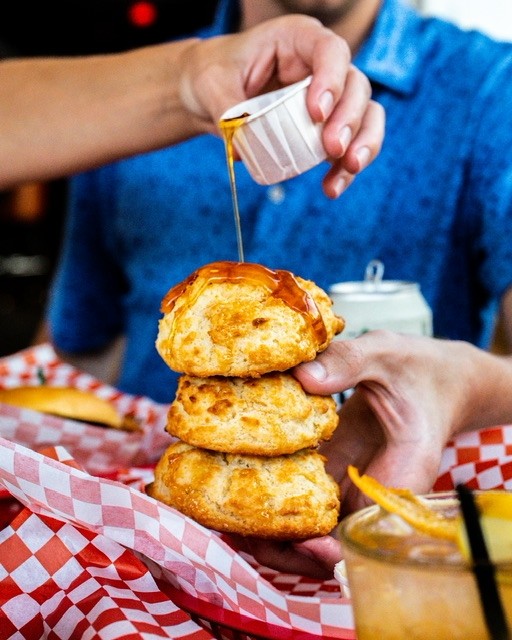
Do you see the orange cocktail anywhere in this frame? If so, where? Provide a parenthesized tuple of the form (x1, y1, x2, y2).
(338, 471, 512, 639)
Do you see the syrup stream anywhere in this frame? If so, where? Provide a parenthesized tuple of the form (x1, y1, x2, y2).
(219, 115, 248, 263)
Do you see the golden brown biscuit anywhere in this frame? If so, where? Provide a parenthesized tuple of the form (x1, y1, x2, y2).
(147, 441, 340, 539)
(166, 372, 338, 455)
(156, 261, 344, 377)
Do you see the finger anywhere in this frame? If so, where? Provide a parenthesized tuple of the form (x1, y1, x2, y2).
(321, 99, 385, 198)
(242, 16, 352, 112)
(292, 536, 344, 573)
(244, 538, 336, 579)
(321, 164, 356, 200)
(293, 330, 402, 395)
(293, 338, 368, 394)
(341, 99, 385, 175)
(304, 30, 352, 121)
(321, 65, 372, 158)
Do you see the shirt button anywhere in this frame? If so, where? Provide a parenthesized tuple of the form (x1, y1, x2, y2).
(267, 185, 285, 204)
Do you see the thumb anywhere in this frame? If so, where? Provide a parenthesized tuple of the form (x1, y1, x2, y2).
(293, 338, 367, 395)
(292, 535, 343, 574)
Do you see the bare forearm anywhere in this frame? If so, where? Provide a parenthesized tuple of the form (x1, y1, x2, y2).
(0, 15, 385, 196)
(0, 40, 205, 188)
(457, 343, 512, 433)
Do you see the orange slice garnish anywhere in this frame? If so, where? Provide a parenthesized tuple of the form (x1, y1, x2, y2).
(348, 466, 512, 569)
(347, 465, 458, 541)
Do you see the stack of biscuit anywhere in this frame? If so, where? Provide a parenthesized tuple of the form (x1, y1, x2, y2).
(148, 261, 345, 540)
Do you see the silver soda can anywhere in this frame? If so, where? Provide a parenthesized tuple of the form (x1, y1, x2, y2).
(328, 261, 433, 340)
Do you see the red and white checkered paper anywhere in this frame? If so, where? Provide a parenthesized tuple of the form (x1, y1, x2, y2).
(435, 425, 512, 491)
(0, 507, 212, 640)
(0, 344, 171, 475)
(0, 445, 213, 639)
(0, 439, 355, 639)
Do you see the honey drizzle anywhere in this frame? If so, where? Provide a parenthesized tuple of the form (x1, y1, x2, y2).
(219, 115, 249, 263)
(161, 261, 327, 346)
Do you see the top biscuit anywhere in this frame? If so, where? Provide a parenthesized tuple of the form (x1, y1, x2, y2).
(156, 261, 345, 377)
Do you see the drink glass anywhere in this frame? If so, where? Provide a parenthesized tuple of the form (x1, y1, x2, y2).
(338, 493, 512, 639)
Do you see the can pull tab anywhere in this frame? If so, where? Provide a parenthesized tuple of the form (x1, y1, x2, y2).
(364, 259, 385, 283)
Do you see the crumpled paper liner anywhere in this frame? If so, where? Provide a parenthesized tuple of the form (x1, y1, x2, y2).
(0, 344, 171, 475)
(0, 508, 212, 640)
(0, 446, 213, 639)
(0, 439, 355, 639)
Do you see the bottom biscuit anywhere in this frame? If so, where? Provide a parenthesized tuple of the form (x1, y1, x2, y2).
(147, 441, 340, 539)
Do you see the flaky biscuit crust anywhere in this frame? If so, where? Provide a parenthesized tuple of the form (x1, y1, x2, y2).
(156, 270, 344, 377)
(166, 372, 339, 455)
(147, 441, 341, 539)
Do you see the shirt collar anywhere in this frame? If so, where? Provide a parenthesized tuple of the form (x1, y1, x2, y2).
(355, 0, 424, 95)
(210, 0, 240, 35)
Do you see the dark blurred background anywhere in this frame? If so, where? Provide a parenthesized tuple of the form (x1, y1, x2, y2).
(0, 1, 219, 357)
(0, 1, 219, 55)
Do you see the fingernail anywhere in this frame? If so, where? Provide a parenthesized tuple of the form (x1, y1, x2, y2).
(319, 90, 334, 120)
(300, 360, 327, 381)
(332, 176, 347, 198)
(292, 543, 317, 560)
(356, 146, 371, 170)
(339, 126, 352, 154)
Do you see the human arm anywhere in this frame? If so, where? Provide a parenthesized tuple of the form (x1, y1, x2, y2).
(178, 14, 384, 199)
(242, 331, 512, 578)
(295, 332, 512, 509)
(33, 320, 125, 386)
(0, 14, 383, 194)
(0, 39, 199, 189)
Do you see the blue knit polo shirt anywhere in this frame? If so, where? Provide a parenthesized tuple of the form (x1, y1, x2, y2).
(48, 0, 512, 403)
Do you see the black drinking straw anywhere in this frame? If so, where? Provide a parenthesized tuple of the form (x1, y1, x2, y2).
(456, 483, 510, 640)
